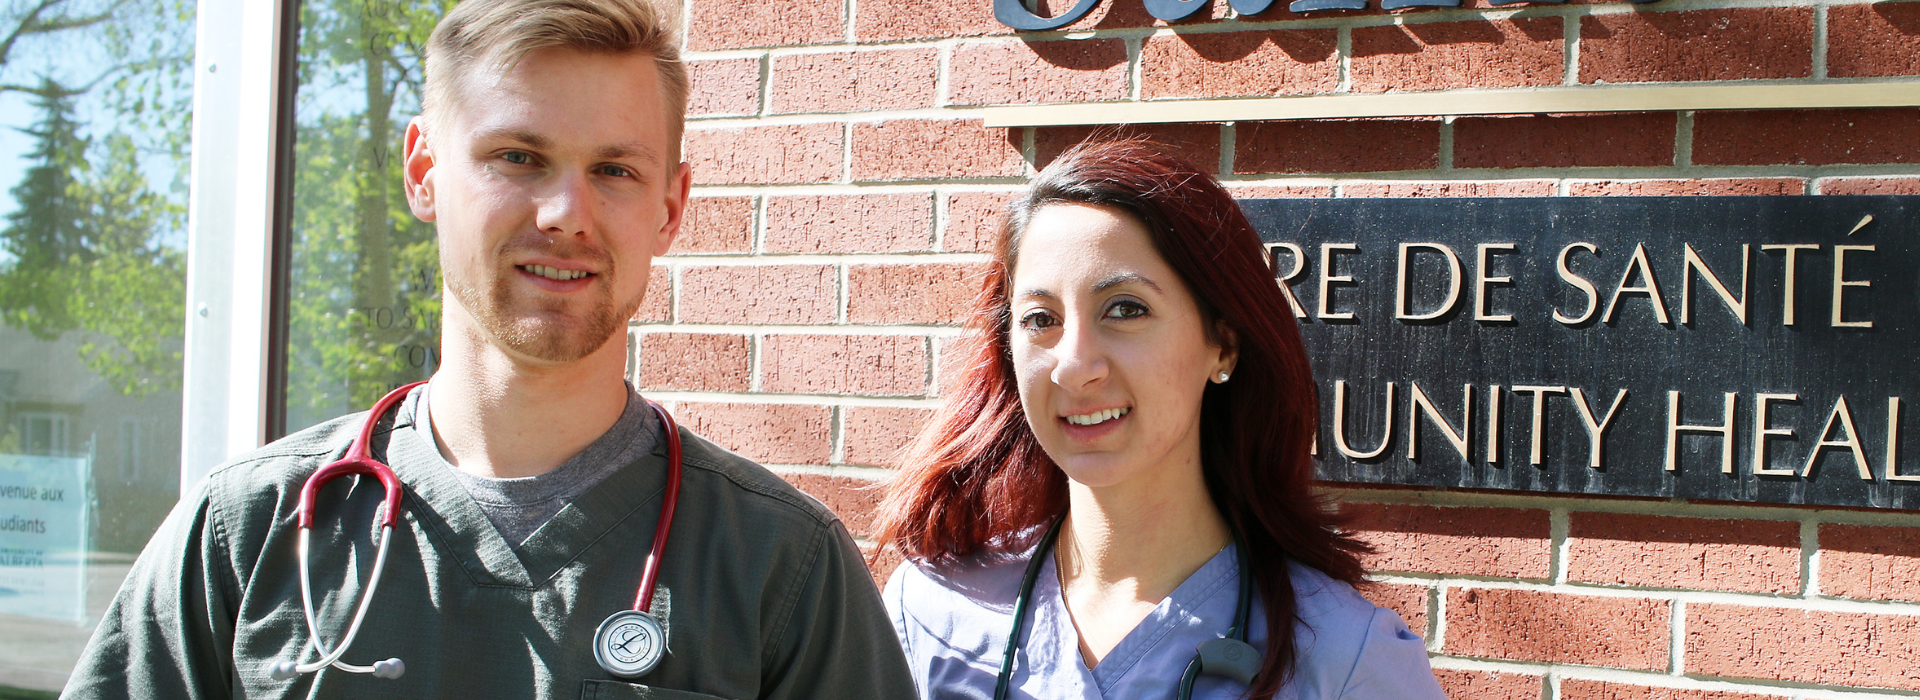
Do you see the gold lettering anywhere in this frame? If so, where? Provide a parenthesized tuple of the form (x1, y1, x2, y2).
(1760, 244, 1817, 326)
(1511, 385, 1567, 466)
(1603, 243, 1671, 324)
(1752, 393, 1799, 476)
(1318, 243, 1359, 321)
(1408, 382, 1472, 462)
(1396, 243, 1464, 321)
(1554, 243, 1600, 325)
(1888, 398, 1916, 481)
(1666, 391, 1737, 473)
(1333, 380, 1395, 459)
(1569, 388, 1628, 469)
(1486, 385, 1503, 465)
(1803, 396, 1871, 479)
(1474, 243, 1517, 323)
(1831, 245, 1875, 329)
(1681, 244, 1749, 325)
(1266, 242, 1309, 318)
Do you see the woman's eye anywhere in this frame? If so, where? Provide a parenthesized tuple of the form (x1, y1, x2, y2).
(1104, 300, 1149, 320)
(1019, 310, 1058, 331)
(501, 151, 531, 165)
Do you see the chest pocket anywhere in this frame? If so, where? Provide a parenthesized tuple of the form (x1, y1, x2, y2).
(580, 679, 735, 700)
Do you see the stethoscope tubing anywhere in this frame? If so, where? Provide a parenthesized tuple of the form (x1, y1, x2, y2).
(292, 524, 397, 676)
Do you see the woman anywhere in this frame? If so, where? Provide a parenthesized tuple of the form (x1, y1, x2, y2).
(876, 140, 1445, 700)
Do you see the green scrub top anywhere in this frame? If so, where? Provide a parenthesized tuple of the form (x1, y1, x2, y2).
(60, 398, 917, 700)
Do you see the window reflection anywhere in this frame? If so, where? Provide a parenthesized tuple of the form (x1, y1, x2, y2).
(0, 0, 195, 693)
(283, 0, 452, 435)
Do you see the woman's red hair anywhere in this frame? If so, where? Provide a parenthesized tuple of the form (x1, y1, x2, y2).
(875, 138, 1368, 698)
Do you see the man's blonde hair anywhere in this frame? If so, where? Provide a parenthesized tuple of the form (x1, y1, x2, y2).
(422, 0, 689, 163)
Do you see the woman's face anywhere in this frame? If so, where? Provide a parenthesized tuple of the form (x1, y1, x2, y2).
(1008, 203, 1236, 490)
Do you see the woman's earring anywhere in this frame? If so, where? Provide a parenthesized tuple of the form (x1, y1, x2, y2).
(1215, 372, 1230, 383)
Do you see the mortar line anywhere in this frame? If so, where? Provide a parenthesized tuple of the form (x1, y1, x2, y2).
(1801, 518, 1821, 597)
(1551, 506, 1571, 584)
(1675, 111, 1694, 168)
(1669, 599, 1686, 676)
(1813, 4, 1829, 80)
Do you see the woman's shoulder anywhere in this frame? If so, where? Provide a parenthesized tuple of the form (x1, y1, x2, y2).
(883, 548, 1033, 660)
(1284, 563, 1445, 700)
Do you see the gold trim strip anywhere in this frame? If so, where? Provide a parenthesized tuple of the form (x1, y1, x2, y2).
(980, 82, 1920, 127)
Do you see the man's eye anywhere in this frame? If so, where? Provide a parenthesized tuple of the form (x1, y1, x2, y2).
(1019, 310, 1058, 331)
(502, 151, 532, 165)
(1104, 300, 1148, 320)
(599, 164, 631, 178)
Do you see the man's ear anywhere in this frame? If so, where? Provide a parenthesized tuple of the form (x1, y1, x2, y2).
(402, 116, 437, 222)
(652, 161, 692, 257)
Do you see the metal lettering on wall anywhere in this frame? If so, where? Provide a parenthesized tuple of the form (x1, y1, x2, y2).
(1242, 196, 1918, 509)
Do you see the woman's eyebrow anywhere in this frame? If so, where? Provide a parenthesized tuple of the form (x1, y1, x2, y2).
(1092, 272, 1162, 294)
(1015, 288, 1058, 301)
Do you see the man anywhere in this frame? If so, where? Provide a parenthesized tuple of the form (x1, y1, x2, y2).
(62, 1, 916, 697)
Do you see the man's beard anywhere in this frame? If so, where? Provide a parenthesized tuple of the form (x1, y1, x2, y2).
(446, 239, 643, 363)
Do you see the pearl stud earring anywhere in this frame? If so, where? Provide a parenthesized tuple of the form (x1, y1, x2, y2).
(1216, 372, 1230, 383)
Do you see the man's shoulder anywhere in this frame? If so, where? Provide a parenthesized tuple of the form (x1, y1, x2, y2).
(195, 411, 381, 510)
(673, 428, 845, 532)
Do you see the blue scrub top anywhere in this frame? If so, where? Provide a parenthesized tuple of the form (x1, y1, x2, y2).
(884, 543, 1447, 700)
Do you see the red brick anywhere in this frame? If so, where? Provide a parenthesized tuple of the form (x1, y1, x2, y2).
(1341, 180, 1555, 198)
(687, 59, 760, 117)
(1693, 109, 1920, 166)
(686, 123, 843, 185)
(783, 472, 885, 536)
(1433, 669, 1541, 700)
(677, 197, 754, 254)
(863, 542, 905, 584)
(1236, 120, 1440, 174)
(771, 49, 938, 114)
(1035, 123, 1223, 174)
(1567, 513, 1800, 594)
(1360, 582, 1428, 635)
(855, 0, 1008, 42)
(637, 333, 749, 391)
(1560, 679, 1777, 700)
(689, 0, 843, 50)
(761, 334, 928, 396)
(1349, 504, 1551, 578)
(679, 403, 830, 465)
(1139, 30, 1338, 100)
(1579, 9, 1813, 84)
(1566, 178, 1806, 196)
(950, 39, 1129, 106)
(1830, 3, 1920, 78)
(1819, 524, 1920, 603)
(1686, 604, 1920, 691)
(851, 120, 1023, 181)
(1228, 184, 1333, 199)
(1820, 177, 1920, 195)
(634, 264, 670, 322)
(845, 406, 933, 468)
(1455, 114, 1675, 169)
(680, 265, 837, 324)
(765, 194, 933, 254)
(848, 263, 986, 326)
(1352, 18, 1563, 93)
(1445, 589, 1670, 670)
(943, 192, 1017, 253)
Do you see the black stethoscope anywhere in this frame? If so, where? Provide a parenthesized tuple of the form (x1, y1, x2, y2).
(993, 517, 1262, 700)
(267, 381, 685, 682)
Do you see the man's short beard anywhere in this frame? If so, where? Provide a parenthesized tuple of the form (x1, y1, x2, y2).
(447, 257, 644, 364)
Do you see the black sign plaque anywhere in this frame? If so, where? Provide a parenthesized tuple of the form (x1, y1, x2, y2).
(1243, 196, 1919, 509)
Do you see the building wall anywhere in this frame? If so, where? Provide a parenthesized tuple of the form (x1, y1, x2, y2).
(644, 0, 1920, 696)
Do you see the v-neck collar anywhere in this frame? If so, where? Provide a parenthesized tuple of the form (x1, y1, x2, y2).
(380, 391, 671, 589)
(1037, 543, 1241, 697)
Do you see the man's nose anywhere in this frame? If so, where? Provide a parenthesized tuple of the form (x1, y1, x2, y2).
(535, 170, 595, 236)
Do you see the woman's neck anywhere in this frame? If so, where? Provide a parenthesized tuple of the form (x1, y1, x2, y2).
(1054, 455, 1230, 667)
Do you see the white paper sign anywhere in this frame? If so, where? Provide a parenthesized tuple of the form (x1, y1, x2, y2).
(0, 454, 90, 622)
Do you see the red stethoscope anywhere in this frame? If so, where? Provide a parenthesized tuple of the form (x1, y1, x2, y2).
(268, 381, 684, 682)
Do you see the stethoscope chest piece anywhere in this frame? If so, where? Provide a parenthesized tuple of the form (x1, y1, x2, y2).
(594, 609, 667, 678)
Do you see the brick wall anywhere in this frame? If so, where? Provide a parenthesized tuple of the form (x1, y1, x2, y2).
(647, 0, 1920, 696)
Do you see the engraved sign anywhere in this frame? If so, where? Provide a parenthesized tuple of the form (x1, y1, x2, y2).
(1242, 196, 1918, 509)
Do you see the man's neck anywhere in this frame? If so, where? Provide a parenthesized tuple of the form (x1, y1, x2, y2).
(425, 317, 632, 480)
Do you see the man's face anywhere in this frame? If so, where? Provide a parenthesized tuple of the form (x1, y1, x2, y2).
(404, 48, 688, 365)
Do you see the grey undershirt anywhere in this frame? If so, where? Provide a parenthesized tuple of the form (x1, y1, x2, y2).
(413, 383, 662, 548)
